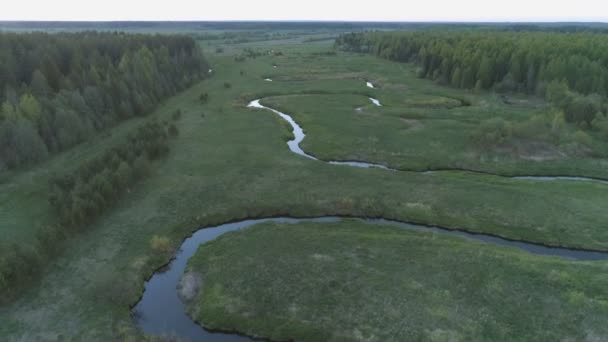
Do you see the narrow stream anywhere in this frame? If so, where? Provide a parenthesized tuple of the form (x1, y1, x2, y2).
(248, 99, 391, 169)
(133, 84, 608, 340)
(247, 98, 608, 184)
(133, 216, 608, 341)
(513, 176, 608, 184)
(369, 97, 382, 106)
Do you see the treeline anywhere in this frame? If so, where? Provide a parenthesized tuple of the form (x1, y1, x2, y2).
(0, 31, 207, 169)
(49, 120, 170, 228)
(336, 31, 608, 127)
(1, 118, 176, 302)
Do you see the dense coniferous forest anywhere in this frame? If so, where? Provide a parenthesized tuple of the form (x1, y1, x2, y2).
(0, 32, 208, 169)
(336, 31, 608, 128)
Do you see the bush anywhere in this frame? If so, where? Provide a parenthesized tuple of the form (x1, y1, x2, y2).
(593, 116, 608, 140)
(472, 117, 512, 146)
(199, 92, 209, 103)
(150, 235, 172, 253)
(172, 109, 182, 121)
(564, 95, 600, 127)
(474, 80, 483, 93)
(168, 123, 179, 137)
(415, 67, 425, 78)
(494, 73, 517, 93)
(224, 82, 232, 89)
(574, 130, 592, 146)
(133, 155, 151, 177)
(513, 114, 549, 139)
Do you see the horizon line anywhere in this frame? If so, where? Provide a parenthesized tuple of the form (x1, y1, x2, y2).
(1, 19, 607, 24)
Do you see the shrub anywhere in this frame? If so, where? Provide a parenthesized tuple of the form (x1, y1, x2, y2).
(593, 116, 608, 140)
(133, 155, 151, 177)
(564, 95, 599, 127)
(472, 117, 512, 146)
(512, 114, 549, 140)
(223, 82, 232, 89)
(415, 67, 425, 78)
(150, 235, 171, 253)
(574, 130, 592, 146)
(172, 109, 182, 121)
(494, 73, 517, 93)
(168, 123, 179, 137)
(474, 80, 483, 93)
(199, 93, 209, 103)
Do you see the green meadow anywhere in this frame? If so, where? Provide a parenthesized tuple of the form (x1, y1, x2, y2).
(1, 29, 607, 341)
(187, 220, 608, 341)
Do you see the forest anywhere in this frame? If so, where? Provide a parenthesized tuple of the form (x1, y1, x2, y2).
(0, 32, 208, 169)
(336, 31, 608, 130)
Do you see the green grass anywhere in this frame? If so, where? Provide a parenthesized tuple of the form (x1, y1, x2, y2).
(187, 220, 608, 341)
(0, 35, 607, 340)
(258, 54, 608, 178)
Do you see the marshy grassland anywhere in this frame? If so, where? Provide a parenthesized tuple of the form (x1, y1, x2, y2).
(186, 220, 608, 341)
(1, 28, 607, 341)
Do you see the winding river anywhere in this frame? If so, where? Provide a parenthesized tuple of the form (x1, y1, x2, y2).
(133, 82, 608, 341)
(248, 90, 608, 184)
(133, 216, 608, 341)
(248, 99, 391, 169)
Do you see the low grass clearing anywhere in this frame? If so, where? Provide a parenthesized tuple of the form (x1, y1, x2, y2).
(188, 220, 608, 341)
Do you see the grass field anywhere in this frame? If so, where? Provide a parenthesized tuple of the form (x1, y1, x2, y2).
(259, 55, 608, 178)
(1, 32, 607, 340)
(187, 220, 608, 341)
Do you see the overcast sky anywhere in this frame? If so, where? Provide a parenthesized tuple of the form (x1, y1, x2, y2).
(1, 0, 606, 22)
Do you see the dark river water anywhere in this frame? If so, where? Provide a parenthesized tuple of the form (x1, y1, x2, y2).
(133, 216, 608, 341)
(133, 89, 607, 341)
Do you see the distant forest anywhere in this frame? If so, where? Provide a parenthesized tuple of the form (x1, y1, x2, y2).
(336, 31, 608, 127)
(2, 21, 608, 32)
(0, 32, 208, 169)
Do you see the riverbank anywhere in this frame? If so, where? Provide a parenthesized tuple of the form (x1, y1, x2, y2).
(186, 220, 608, 341)
(134, 215, 608, 340)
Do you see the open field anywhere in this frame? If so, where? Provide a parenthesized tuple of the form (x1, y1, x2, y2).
(186, 220, 608, 341)
(1, 28, 607, 341)
(260, 55, 608, 178)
